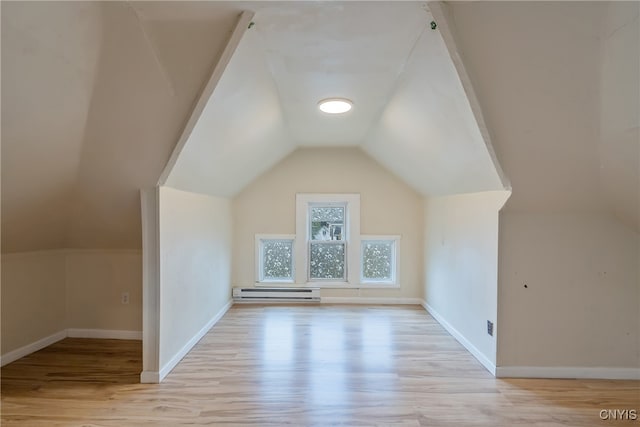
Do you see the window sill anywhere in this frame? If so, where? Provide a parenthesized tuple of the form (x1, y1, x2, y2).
(254, 282, 400, 289)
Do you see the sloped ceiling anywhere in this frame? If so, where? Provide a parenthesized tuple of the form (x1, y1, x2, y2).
(448, 1, 639, 232)
(164, 1, 506, 198)
(3, 1, 636, 253)
(1, 1, 102, 252)
(2, 1, 245, 252)
(361, 7, 504, 196)
(164, 13, 296, 197)
(256, 3, 428, 146)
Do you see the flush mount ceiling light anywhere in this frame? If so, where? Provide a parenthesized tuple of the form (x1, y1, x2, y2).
(318, 98, 353, 114)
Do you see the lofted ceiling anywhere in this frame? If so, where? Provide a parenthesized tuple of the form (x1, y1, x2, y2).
(2, 1, 247, 252)
(2, 1, 637, 253)
(1, 1, 103, 251)
(256, 3, 428, 146)
(165, 1, 507, 197)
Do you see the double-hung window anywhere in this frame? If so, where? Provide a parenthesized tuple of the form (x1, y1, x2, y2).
(308, 204, 347, 281)
(295, 194, 360, 285)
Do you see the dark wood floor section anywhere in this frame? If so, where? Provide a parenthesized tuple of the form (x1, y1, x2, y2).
(2, 305, 638, 426)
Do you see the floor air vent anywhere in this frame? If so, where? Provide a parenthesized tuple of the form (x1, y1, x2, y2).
(232, 287, 320, 302)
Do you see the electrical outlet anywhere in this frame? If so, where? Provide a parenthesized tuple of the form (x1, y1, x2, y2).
(121, 292, 130, 305)
(487, 320, 494, 336)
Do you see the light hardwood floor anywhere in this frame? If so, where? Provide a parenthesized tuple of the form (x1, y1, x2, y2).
(2, 305, 639, 426)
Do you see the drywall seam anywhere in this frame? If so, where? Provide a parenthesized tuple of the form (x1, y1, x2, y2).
(125, 2, 175, 96)
(157, 10, 255, 186)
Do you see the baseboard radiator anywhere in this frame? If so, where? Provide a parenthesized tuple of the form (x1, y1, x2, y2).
(232, 287, 320, 303)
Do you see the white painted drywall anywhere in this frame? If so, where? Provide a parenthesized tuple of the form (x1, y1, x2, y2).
(449, 1, 610, 214)
(65, 251, 142, 331)
(66, 2, 236, 250)
(1, 249, 144, 357)
(363, 8, 504, 196)
(232, 147, 424, 299)
(1, 1, 102, 252)
(449, 2, 640, 375)
(158, 187, 232, 369)
(599, 2, 640, 231)
(423, 191, 510, 369)
(2, 1, 505, 253)
(165, 17, 295, 198)
(498, 213, 639, 370)
(1, 2, 241, 252)
(255, 2, 428, 146)
(1, 251, 67, 354)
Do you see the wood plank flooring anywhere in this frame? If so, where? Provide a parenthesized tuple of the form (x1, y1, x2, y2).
(2, 304, 639, 426)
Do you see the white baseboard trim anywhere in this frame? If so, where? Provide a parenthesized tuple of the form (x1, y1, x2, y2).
(140, 370, 160, 383)
(421, 300, 497, 376)
(496, 366, 640, 380)
(1, 328, 143, 367)
(321, 297, 423, 305)
(158, 299, 233, 382)
(1, 330, 67, 367)
(67, 329, 142, 340)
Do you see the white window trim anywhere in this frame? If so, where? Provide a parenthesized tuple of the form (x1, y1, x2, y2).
(360, 235, 401, 287)
(255, 234, 296, 284)
(295, 194, 360, 287)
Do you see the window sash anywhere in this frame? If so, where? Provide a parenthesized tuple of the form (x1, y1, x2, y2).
(308, 241, 347, 281)
(308, 204, 346, 242)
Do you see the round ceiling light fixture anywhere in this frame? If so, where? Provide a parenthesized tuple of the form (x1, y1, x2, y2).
(318, 98, 353, 114)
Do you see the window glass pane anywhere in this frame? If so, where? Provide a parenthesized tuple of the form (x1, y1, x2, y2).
(310, 207, 344, 241)
(362, 241, 394, 281)
(309, 242, 345, 280)
(311, 207, 344, 223)
(262, 240, 293, 280)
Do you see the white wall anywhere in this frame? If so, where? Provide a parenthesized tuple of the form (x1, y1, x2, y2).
(498, 213, 639, 373)
(450, 2, 608, 215)
(1, 249, 142, 360)
(423, 191, 510, 372)
(232, 147, 424, 300)
(1, 251, 67, 354)
(2, 2, 243, 253)
(66, 250, 142, 331)
(158, 187, 232, 371)
(449, 2, 640, 378)
(1, 1, 103, 253)
(599, 1, 639, 231)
